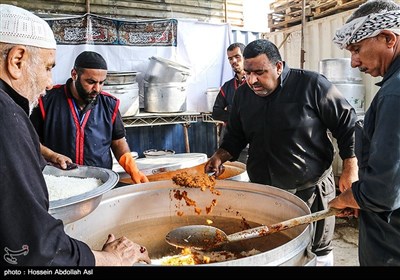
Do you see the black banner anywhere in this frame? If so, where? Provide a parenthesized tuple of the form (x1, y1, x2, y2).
(47, 14, 177, 46)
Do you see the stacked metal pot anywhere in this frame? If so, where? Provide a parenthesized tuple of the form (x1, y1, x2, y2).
(143, 56, 191, 113)
(103, 71, 140, 117)
(319, 58, 366, 181)
(319, 58, 365, 115)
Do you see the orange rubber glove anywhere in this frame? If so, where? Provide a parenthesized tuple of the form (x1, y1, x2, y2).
(119, 153, 149, 184)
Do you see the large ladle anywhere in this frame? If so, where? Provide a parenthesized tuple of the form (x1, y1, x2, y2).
(165, 207, 340, 250)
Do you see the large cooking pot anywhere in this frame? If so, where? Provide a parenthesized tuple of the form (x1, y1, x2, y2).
(102, 83, 139, 117)
(105, 71, 140, 85)
(143, 81, 187, 113)
(319, 58, 362, 83)
(65, 180, 316, 266)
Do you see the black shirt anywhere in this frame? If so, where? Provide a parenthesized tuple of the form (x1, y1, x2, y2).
(220, 62, 356, 189)
(0, 79, 94, 266)
(352, 56, 400, 265)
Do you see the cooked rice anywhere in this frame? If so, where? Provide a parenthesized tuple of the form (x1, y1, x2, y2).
(151, 248, 261, 265)
(44, 174, 102, 201)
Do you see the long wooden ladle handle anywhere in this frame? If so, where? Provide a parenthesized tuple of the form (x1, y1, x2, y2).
(227, 207, 341, 243)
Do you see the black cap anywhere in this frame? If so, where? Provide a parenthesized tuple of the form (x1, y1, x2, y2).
(74, 51, 107, 70)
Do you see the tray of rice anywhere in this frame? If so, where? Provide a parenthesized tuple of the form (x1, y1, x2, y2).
(44, 165, 119, 224)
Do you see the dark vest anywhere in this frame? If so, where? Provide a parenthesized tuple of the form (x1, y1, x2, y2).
(38, 83, 120, 169)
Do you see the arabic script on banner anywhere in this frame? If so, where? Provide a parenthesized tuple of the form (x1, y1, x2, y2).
(47, 14, 177, 46)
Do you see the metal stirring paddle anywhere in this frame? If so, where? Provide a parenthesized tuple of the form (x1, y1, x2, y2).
(165, 207, 340, 250)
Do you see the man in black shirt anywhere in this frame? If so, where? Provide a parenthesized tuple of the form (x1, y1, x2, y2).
(212, 42, 246, 139)
(205, 39, 358, 266)
(329, 0, 400, 266)
(212, 42, 248, 163)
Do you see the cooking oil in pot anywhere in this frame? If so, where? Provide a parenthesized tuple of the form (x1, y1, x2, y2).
(84, 215, 291, 265)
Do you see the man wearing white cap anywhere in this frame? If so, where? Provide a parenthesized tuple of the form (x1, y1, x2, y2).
(0, 4, 151, 266)
(329, 0, 400, 266)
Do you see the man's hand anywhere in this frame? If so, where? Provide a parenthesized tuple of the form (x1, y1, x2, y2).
(41, 144, 74, 169)
(204, 148, 232, 177)
(93, 234, 151, 266)
(338, 157, 358, 193)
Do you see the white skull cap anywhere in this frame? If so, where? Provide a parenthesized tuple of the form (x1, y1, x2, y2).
(0, 4, 56, 49)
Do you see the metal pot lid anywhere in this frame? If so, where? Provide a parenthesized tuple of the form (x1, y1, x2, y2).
(149, 56, 191, 71)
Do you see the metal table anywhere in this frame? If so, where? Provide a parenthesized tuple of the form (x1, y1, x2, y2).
(122, 110, 202, 153)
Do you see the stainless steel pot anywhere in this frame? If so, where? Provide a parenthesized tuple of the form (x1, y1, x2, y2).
(319, 58, 362, 83)
(65, 180, 316, 266)
(144, 81, 187, 113)
(334, 83, 365, 114)
(205, 87, 219, 112)
(144, 56, 190, 84)
(105, 71, 140, 85)
(102, 83, 139, 117)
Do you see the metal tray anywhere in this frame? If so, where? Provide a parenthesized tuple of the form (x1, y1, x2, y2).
(45, 165, 119, 224)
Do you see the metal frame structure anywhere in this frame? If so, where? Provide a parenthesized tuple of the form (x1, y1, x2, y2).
(122, 111, 201, 127)
(122, 111, 222, 153)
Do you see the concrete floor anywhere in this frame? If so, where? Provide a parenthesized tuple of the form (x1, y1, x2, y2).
(332, 217, 359, 266)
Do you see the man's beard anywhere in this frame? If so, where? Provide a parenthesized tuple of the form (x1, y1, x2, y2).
(26, 68, 43, 116)
(29, 99, 38, 116)
(232, 64, 242, 74)
(75, 77, 99, 105)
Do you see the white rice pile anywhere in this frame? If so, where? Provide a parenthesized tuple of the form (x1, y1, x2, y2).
(44, 174, 103, 201)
